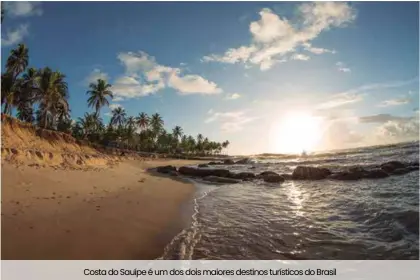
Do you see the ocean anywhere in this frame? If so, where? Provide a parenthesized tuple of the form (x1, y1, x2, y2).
(160, 141, 419, 260)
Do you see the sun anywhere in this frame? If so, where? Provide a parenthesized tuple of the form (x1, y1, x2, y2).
(269, 111, 323, 154)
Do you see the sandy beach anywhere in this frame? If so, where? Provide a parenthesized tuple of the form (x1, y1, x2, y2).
(1, 159, 204, 260)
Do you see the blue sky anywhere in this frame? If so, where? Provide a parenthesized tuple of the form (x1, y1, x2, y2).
(1, 1, 419, 155)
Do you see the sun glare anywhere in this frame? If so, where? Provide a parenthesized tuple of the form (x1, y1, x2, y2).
(269, 111, 323, 154)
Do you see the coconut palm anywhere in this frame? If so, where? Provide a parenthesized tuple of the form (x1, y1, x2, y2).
(77, 113, 103, 138)
(6, 44, 29, 80)
(1, 73, 21, 114)
(136, 112, 149, 131)
(150, 113, 164, 135)
(35, 67, 69, 129)
(110, 106, 126, 127)
(126, 116, 136, 128)
(172, 125, 183, 140)
(86, 79, 113, 116)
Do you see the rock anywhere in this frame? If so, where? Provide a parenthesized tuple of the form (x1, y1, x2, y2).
(168, 171, 179, 177)
(156, 165, 177, 174)
(380, 161, 406, 173)
(235, 158, 251, 164)
(198, 164, 209, 168)
(292, 166, 331, 180)
(280, 174, 293, 180)
(328, 172, 361, 181)
(178, 166, 231, 178)
(248, 166, 256, 169)
(391, 167, 418, 175)
(203, 176, 241, 184)
(223, 159, 235, 165)
(363, 169, 389, 179)
(208, 161, 218, 165)
(230, 172, 256, 180)
(259, 171, 279, 176)
(263, 174, 285, 183)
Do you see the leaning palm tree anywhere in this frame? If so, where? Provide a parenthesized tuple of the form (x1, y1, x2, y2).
(6, 44, 29, 80)
(110, 106, 126, 127)
(1, 73, 21, 115)
(35, 67, 69, 129)
(136, 112, 149, 131)
(86, 79, 113, 116)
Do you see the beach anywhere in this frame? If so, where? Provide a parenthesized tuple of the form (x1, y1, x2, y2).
(1, 159, 204, 260)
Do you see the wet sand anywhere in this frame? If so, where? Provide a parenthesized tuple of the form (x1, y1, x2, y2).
(1, 159, 204, 259)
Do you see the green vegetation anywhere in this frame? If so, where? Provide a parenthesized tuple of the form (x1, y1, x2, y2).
(1, 44, 230, 156)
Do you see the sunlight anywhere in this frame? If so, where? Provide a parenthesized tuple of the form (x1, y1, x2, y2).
(269, 111, 323, 154)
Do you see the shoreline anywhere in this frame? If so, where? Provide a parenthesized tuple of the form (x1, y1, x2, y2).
(1, 158, 205, 260)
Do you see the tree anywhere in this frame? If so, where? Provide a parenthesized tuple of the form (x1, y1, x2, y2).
(126, 116, 136, 128)
(136, 112, 149, 131)
(172, 125, 183, 140)
(110, 106, 126, 127)
(6, 44, 29, 80)
(35, 67, 69, 129)
(1, 73, 21, 114)
(150, 113, 164, 140)
(86, 79, 113, 116)
(77, 113, 102, 138)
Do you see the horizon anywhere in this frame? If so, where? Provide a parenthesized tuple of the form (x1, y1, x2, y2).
(1, 1, 419, 155)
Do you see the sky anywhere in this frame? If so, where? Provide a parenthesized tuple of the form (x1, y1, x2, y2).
(1, 1, 419, 155)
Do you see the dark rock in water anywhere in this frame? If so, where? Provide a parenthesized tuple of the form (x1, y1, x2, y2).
(248, 166, 256, 169)
(230, 172, 256, 180)
(198, 164, 209, 168)
(203, 176, 241, 184)
(156, 165, 177, 174)
(208, 161, 218, 165)
(178, 166, 231, 178)
(363, 169, 389, 179)
(263, 174, 285, 183)
(280, 174, 293, 180)
(259, 171, 279, 176)
(168, 171, 179, 177)
(223, 159, 235, 165)
(235, 158, 251, 164)
(328, 172, 361, 181)
(292, 166, 331, 180)
(348, 166, 367, 173)
(391, 166, 418, 175)
(380, 161, 406, 173)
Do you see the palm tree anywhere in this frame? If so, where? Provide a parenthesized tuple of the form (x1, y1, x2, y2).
(35, 67, 69, 129)
(1, 74, 21, 114)
(172, 125, 183, 140)
(6, 44, 29, 80)
(222, 140, 230, 155)
(136, 112, 149, 131)
(77, 113, 102, 138)
(110, 106, 126, 127)
(150, 113, 164, 136)
(86, 79, 113, 116)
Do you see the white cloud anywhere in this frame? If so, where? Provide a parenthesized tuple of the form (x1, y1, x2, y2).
(378, 97, 411, 107)
(291, 53, 310, 61)
(373, 115, 419, 143)
(205, 110, 258, 132)
(336, 61, 351, 72)
(109, 103, 124, 110)
(302, 42, 336, 54)
(203, 2, 355, 70)
(114, 51, 222, 99)
(1, 24, 29, 47)
(317, 92, 363, 109)
(85, 69, 109, 85)
(225, 93, 241, 100)
(4, 2, 43, 17)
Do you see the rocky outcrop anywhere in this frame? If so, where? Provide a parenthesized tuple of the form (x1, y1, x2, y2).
(380, 161, 407, 173)
(156, 165, 177, 174)
(230, 172, 256, 180)
(223, 159, 235, 165)
(263, 174, 285, 183)
(292, 166, 331, 180)
(198, 163, 209, 168)
(203, 176, 241, 184)
(178, 166, 231, 178)
(235, 158, 251, 164)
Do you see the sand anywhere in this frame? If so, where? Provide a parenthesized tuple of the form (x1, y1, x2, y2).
(1, 159, 205, 260)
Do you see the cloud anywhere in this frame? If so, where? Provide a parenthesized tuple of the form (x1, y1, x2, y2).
(378, 97, 411, 107)
(316, 78, 417, 110)
(302, 42, 336, 54)
(85, 69, 109, 85)
(4, 2, 43, 17)
(225, 93, 241, 100)
(336, 61, 351, 72)
(114, 51, 222, 99)
(373, 113, 419, 143)
(203, 2, 355, 70)
(359, 114, 410, 124)
(1, 24, 29, 47)
(291, 53, 310, 61)
(109, 103, 123, 110)
(205, 110, 259, 132)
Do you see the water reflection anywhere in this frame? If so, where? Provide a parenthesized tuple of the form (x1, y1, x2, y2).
(286, 182, 305, 217)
